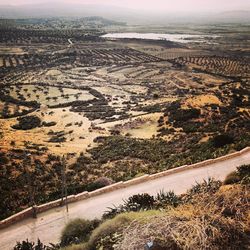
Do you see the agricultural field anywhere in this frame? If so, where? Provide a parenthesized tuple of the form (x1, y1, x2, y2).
(0, 20, 249, 220)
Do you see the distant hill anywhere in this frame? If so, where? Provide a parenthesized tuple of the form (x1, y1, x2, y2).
(10, 16, 126, 28)
(0, 3, 249, 24)
(0, 3, 136, 21)
(213, 10, 250, 22)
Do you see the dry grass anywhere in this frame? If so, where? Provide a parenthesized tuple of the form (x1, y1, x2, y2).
(87, 211, 161, 249)
(115, 185, 250, 250)
(62, 185, 249, 250)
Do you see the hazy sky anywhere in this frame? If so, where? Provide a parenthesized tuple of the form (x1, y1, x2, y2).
(1, 0, 250, 12)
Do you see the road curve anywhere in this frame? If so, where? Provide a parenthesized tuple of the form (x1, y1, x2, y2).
(1, 151, 250, 249)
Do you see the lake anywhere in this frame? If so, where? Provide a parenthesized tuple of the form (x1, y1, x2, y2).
(101, 33, 217, 43)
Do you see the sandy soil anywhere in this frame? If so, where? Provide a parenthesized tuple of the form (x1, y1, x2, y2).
(184, 94, 222, 107)
(0, 47, 25, 55)
(0, 107, 109, 155)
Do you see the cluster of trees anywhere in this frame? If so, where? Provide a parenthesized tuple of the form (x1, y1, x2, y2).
(0, 150, 63, 220)
(172, 55, 249, 77)
(88, 132, 249, 176)
(0, 28, 102, 44)
(12, 115, 41, 130)
(77, 48, 161, 67)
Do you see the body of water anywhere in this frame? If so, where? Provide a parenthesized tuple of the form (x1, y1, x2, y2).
(101, 33, 217, 43)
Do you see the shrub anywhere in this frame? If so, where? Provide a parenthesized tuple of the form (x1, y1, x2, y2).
(224, 171, 241, 185)
(14, 239, 49, 250)
(86, 177, 114, 192)
(95, 177, 112, 187)
(212, 134, 234, 148)
(103, 194, 156, 219)
(103, 191, 181, 220)
(153, 93, 159, 99)
(48, 135, 66, 143)
(224, 165, 250, 184)
(155, 190, 181, 208)
(116, 185, 250, 250)
(184, 178, 222, 202)
(237, 164, 250, 184)
(42, 121, 57, 127)
(60, 218, 100, 247)
(124, 193, 155, 211)
(224, 165, 250, 185)
(0, 152, 9, 164)
(88, 213, 131, 250)
(88, 211, 160, 250)
(168, 107, 200, 123)
(12, 115, 41, 130)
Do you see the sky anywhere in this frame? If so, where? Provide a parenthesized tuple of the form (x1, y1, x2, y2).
(1, 0, 250, 12)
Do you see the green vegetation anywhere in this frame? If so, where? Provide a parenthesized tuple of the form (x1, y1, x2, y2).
(1, 130, 249, 221)
(60, 219, 100, 247)
(86, 177, 114, 192)
(223, 171, 241, 185)
(103, 191, 181, 220)
(12, 115, 41, 130)
(212, 134, 235, 148)
(12, 171, 250, 250)
(0, 20, 249, 236)
(224, 164, 250, 185)
(59, 176, 249, 250)
(116, 185, 249, 250)
(14, 239, 50, 250)
(168, 106, 200, 123)
(0, 150, 63, 220)
(89, 134, 249, 175)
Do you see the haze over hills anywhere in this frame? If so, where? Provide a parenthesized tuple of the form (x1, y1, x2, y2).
(0, 3, 136, 20)
(0, 0, 250, 249)
(0, 2, 250, 24)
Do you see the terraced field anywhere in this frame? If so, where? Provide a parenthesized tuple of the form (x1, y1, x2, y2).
(0, 25, 249, 221)
(172, 56, 250, 78)
(0, 48, 162, 76)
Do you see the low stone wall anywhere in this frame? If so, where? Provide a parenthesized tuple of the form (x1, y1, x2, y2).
(123, 175, 150, 187)
(0, 147, 249, 229)
(86, 182, 124, 197)
(36, 199, 62, 213)
(74, 191, 89, 202)
(0, 208, 33, 229)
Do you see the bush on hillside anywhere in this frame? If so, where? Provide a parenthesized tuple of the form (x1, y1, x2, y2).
(116, 185, 250, 250)
(14, 239, 49, 250)
(224, 171, 241, 185)
(60, 218, 100, 247)
(103, 193, 155, 219)
(183, 178, 222, 202)
(168, 107, 200, 123)
(224, 164, 250, 185)
(87, 213, 132, 250)
(124, 193, 155, 211)
(0, 152, 9, 164)
(103, 191, 181, 220)
(212, 134, 234, 148)
(88, 211, 161, 250)
(188, 178, 222, 195)
(86, 177, 114, 192)
(155, 190, 182, 208)
(237, 164, 250, 184)
(12, 115, 41, 130)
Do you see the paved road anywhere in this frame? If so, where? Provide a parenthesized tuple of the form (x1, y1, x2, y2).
(1, 151, 250, 249)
